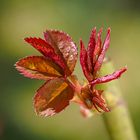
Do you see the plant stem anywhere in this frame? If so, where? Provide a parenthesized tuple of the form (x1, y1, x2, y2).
(100, 61, 137, 140)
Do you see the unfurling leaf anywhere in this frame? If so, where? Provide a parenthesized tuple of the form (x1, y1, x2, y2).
(34, 78, 74, 117)
(80, 40, 93, 81)
(90, 67, 127, 85)
(94, 28, 111, 74)
(87, 27, 96, 73)
(80, 28, 111, 81)
(44, 30, 78, 75)
(92, 28, 102, 65)
(15, 56, 64, 80)
(79, 27, 126, 113)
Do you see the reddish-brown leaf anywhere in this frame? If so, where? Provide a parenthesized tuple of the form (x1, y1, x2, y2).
(92, 28, 102, 65)
(24, 37, 66, 71)
(80, 40, 93, 81)
(81, 85, 93, 109)
(92, 97, 110, 112)
(44, 30, 78, 75)
(90, 67, 127, 85)
(87, 27, 96, 73)
(94, 28, 111, 74)
(15, 56, 65, 80)
(34, 78, 74, 117)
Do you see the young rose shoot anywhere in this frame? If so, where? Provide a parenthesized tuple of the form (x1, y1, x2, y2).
(15, 27, 127, 117)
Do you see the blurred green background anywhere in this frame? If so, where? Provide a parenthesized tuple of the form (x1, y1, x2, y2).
(0, 0, 140, 140)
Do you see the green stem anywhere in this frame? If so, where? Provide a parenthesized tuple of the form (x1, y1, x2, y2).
(100, 61, 137, 140)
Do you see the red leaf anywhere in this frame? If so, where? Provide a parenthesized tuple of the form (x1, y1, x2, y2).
(92, 97, 110, 112)
(94, 28, 111, 74)
(44, 30, 78, 75)
(80, 40, 93, 81)
(90, 67, 127, 85)
(93, 28, 102, 65)
(87, 27, 96, 73)
(24, 37, 66, 72)
(15, 56, 65, 80)
(81, 85, 93, 109)
(34, 78, 74, 117)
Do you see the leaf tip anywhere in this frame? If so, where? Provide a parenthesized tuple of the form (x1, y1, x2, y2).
(92, 27, 97, 33)
(107, 27, 111, 34)
(80, 39, 85, 50)
(120, 66, 127, 75)
(99, 27, 103, 34)
(24, 37, 30, 43)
